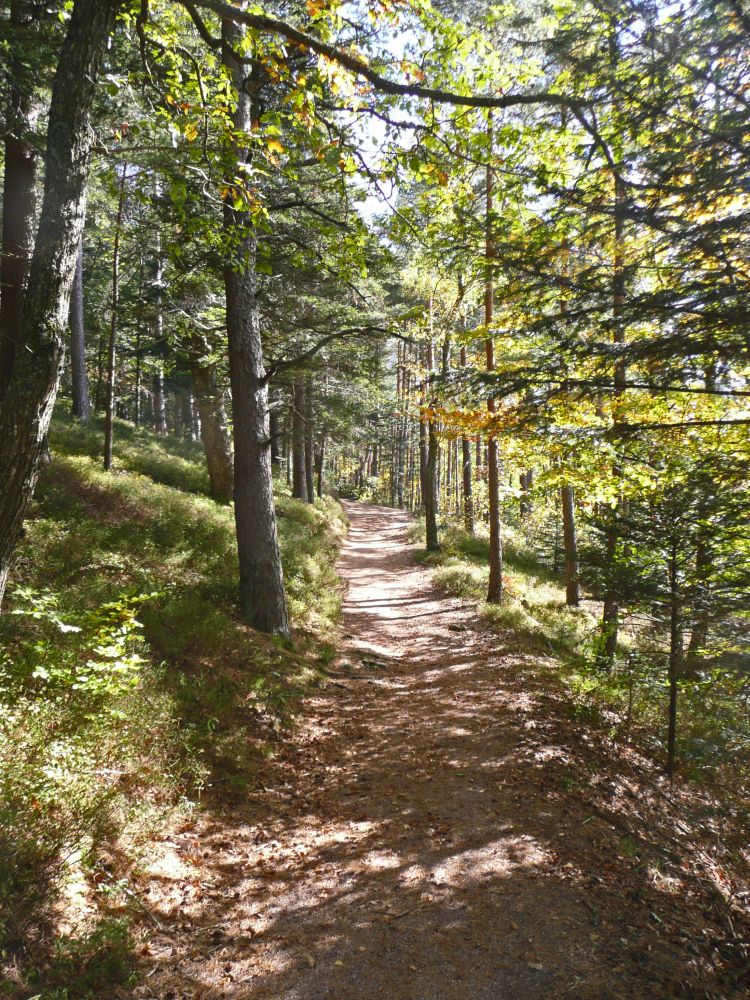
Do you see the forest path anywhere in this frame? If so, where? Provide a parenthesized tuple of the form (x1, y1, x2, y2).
(131, 503, 732, 1000)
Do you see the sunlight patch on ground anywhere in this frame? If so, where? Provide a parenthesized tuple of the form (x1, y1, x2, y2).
(430, 835, 548, 886)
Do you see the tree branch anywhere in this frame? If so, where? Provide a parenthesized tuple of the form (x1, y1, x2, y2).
(185, 0, 582, 111)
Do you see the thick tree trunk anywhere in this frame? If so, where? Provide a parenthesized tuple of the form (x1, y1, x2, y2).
(69, 236, 91, 420)
(0, 0, 120, 608)
(222, 14, 288, 636)
(0, 2, 38, 400)
(561, 483, 580, 606)
(291, 379, 307, 501)
(304, 376, 315, 504)
(189, 352, 233, 504)
(103, 165, 126, 471)
(485, 124, 503, 603)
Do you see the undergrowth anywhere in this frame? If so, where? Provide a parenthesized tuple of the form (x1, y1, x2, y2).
(0, 408, 347, 997)
(410, 518, 750, 799)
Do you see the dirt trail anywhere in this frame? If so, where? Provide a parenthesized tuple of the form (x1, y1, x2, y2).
(131, 503, 744, 1000)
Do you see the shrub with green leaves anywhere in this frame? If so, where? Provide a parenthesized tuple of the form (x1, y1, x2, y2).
(0, 587, 199, 947)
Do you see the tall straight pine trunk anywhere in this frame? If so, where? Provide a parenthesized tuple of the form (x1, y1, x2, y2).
(485, 116, 503, 603)
(221, 13, 288, 635)
(423, 317, 440, 552)
(304, 376, 315, 504)
(291, 379, 307, 501)
(599, 22, 627, 668)
(103, 165, 126, 471)
(561, 483, 580, 606)
(69, 235, 91, 420)
(0, 1, 39, 400)
(666, 542, 683, 778)
(0, 0, 121, 609)
(558, 234, 579, 605)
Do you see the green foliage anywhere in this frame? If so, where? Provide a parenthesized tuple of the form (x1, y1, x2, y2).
(0, 410, 346, 989)
(26, 918, 135, 999)
(420, 520, 750, 794)
(0, 585, 198, 948)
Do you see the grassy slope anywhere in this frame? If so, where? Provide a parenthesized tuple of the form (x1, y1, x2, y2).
(0, 409, 347, 996)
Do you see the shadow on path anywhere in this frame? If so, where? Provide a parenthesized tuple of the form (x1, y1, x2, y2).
(127, 503, 748, 1000)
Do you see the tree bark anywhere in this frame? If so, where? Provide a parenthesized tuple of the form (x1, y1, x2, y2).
(103, 165, 126, 471)
(269, 397, 281, 468)
(315, 434, 325, 498)
(561, 483, 580, 606)
(0, 0, 120, 609)
(423, 324, 439, 551)
(458, 340, 475, 535)
(485, 118, 503, 603)
(599, 25, 627, 669)
(69, 234, 91, 420)
(134, 324, 142, 426)
(424, 404, 440, 552)
(153, 366, 167, 435)
(304, 375, 315, 503)
(188, 348, 233, 503)
(666, 543, 682, 779)
(222, 13, 288, 636)
(0, 1, 39, 401)
(291, 379, 307, 501)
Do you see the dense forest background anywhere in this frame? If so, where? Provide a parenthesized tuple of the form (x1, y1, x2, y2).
(0, 0, 748, 995)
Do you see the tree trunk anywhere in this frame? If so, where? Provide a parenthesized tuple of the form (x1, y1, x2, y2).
(291, 379, 307, 501)
(153, 366, 167, 435)
(103, 165, 126, 471)
(269, 398, 281, 468)
(315, 435, 325, 499)
(599, 28, 627, 668)
(687, 537, 711, 661)
(189, 351, 233, 503)
(180, 390, 194, 440)
(561, 483, 580, 606)
(485, 119, 503, 603)
(425, 404, 440, 552)
(134, 324, 142, 426)
(0, 0, 120, 609)
(423, 323, 440, 551)
(0, 1, 39, 400)
(69, 234, 91, 420)
(304, 375, 315, 503)
(222, 14, 288, 636)
(666, 543, 682, 779)
(460, 328, 473, 529)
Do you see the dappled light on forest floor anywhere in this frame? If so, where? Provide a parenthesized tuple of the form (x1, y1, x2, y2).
(127, 504, 749, 1000)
